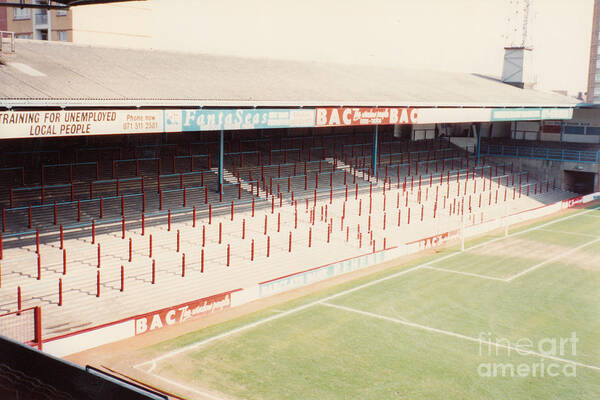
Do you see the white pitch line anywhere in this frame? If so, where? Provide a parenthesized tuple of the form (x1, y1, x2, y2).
(320, 302, 600, 372)
(144, 370, 226, 400)
(506, 236, 600, 282)
(422, 265, 508, 282)
(134, 206, 600, 372)
(134, 254, 459, 371)
(461, 205, 600, 253)
(537, 228, 598, 238)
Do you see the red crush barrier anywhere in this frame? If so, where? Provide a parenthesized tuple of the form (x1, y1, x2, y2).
(97, 270, 101, 296)
(97, 243, 101, 268)
(201, 249, 205, 272)
(149, 259, 156, 284)
(58, 279, 63, 306)
(264, 215, 268, 235)
(149, 234, 153, 258)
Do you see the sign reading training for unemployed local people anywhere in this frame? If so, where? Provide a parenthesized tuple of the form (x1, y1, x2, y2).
(0, 110, 163, 139)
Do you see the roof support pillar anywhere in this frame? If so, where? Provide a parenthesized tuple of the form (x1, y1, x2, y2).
(560, 120, 564, 144)
(372, 125, 379, 177)
(218, 129, 224, 193)
(473, 123, 481, 166)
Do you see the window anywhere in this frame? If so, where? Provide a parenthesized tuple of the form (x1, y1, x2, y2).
(13, 7, 31, 20)
(57, 9, 68, 16)
(15, 33, 32, 39)
(594, 87, 600, 97)
(57, 31, 68, 42)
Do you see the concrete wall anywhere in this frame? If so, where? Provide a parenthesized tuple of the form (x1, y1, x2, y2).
(71, 2, 151, 48)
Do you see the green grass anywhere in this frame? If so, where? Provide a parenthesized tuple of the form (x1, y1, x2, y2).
(139, 206, 600, 400)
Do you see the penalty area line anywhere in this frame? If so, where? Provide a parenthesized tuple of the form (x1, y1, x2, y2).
(422, 265, 509, 282)
(506, 236, 600, 282)
(320, 302, 600, 372)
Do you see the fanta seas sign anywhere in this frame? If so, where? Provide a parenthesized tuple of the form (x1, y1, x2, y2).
(315, 107, 418, 127)
(134, 290, 235, 335)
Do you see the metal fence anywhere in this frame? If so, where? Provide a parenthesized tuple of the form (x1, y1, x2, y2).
(0, 307, 41, 350)
(481, 144, 600, 164)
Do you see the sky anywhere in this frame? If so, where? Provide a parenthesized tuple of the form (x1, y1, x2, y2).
(106, 0, 595, 96)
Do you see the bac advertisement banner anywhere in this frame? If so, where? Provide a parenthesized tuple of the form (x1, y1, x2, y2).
(0, 107, 573, 139)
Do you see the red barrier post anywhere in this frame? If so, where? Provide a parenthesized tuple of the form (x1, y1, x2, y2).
(193, 206, 196, 227)
(142, 213, 145, 236)
(263, 214, 268, 235)
(17, 286, 21, 313)
(97, 243, 101, 268)
(151, 260, 155, 284)
(58, 278, 63, 306)
(176, 229, 180, 252)
(35, 229, 40, 254)
(219, 222, 222, 244)
(201, 249, 205, 272)
(227, 244, 230, 266)
(91, 219, 96, 244)
(202, 225, 206, 247)
(122, 216, 126, 239)
(37, 254, 41, 280)
(128, 238, 132, 262)
(149, 234, 152, 258)
(121, 266, 124, 292)
(209, 204, 212, 224)
(251, 239, 255, 261)
(168, 209, 171, 231)
(288, 231, 292, 252)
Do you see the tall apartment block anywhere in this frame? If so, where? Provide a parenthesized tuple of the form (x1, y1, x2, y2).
(0, 0, 72, 41)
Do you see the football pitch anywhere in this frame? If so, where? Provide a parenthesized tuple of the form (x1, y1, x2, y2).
(134, 205, 600, 400)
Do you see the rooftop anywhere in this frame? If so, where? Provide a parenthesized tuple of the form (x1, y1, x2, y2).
(0, 39, 578, 109)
